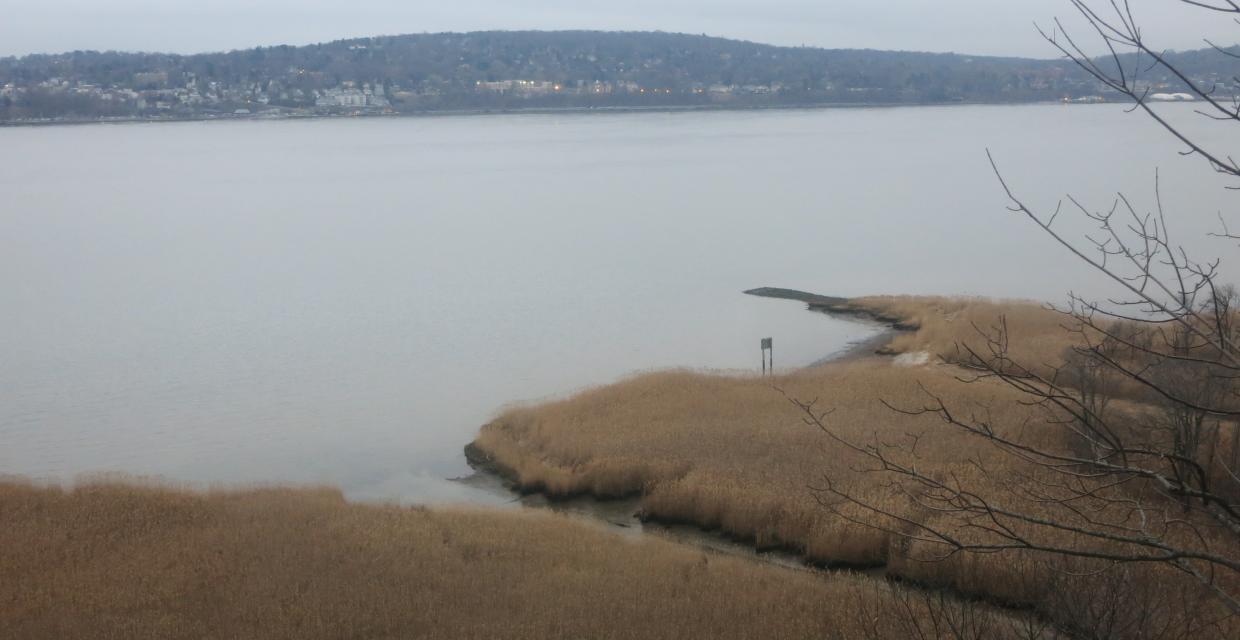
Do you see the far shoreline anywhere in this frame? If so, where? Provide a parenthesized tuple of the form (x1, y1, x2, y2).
(0, 97, 1095, 129)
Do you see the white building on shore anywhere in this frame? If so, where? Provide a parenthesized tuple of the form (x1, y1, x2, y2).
(315, 83, 390, 108)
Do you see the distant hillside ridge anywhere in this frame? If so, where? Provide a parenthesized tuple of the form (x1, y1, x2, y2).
(2, 30, 1237, 122)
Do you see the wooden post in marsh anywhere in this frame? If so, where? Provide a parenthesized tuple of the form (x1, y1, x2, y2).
(761, 337, 773, 376)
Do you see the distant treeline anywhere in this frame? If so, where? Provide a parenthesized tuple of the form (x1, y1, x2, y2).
(1, 31, 1237, 121)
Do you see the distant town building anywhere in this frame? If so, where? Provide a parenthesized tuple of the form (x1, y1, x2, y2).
(1148, 92, 1196, 102)
(474, 80, 561, 96)
(315, 83, 390, 108)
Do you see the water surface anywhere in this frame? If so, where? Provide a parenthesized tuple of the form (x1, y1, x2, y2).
(2, 104, 1236, 502)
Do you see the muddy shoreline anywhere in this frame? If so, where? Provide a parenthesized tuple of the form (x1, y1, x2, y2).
(743, 287, 920, 333)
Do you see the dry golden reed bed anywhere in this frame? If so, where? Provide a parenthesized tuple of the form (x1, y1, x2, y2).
(474, 298, 1074, 566)
(844, 295, 1076, 362)
(472, 296, 1239, 637)
(474, 358, 1046, 568)
(0, 479, 1036, 640)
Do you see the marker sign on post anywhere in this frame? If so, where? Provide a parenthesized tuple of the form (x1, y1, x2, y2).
(761, 338, 773, 375)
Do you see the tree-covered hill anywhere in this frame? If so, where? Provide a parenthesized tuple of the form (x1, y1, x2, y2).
(1, 30, 1235, 121)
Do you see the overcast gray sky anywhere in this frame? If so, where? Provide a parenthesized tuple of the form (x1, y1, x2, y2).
(1, 0, 1237, 59)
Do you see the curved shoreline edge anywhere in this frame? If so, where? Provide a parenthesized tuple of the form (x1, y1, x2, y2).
(458, 291, 1061, 621)
(742, 287, 926, 363)
(742, 288, 920, 332)
(456, 289, 1093, 630)
(460, 287, 915, 566)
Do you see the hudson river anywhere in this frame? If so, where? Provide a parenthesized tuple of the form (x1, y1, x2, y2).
(2, 103, 1235, 501)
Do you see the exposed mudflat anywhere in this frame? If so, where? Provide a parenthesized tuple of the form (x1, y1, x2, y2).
(743, 288, 917, 354)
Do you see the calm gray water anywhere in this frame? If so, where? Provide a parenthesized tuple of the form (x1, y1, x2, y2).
(2, 104, 1237, 503)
